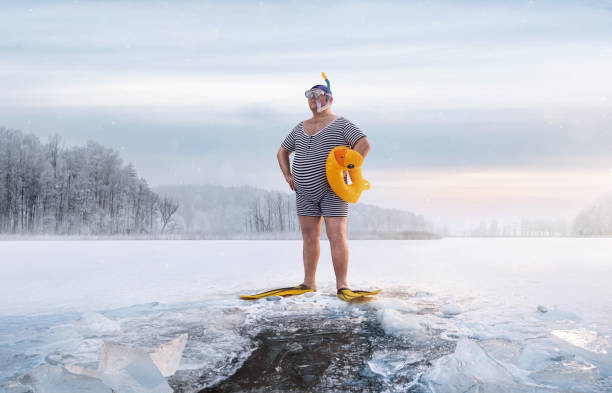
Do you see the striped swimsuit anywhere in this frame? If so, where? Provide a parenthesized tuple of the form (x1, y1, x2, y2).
(281, 116, 367, 217)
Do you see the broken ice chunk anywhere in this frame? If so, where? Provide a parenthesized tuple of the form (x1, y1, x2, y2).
(368, 350, 424, 378)
(535, 307, 580, 322)
(98, 341, 172, 393)
(440, 303, 462, 316)
(422, 337, 524, 392)
(551, 328, 608, 354)
(77, 311, 121, 337)
(377, 309, 428, 337)
(149, 333, 188, 377)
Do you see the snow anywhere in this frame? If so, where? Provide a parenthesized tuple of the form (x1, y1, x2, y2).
(1, 238, 612, 392)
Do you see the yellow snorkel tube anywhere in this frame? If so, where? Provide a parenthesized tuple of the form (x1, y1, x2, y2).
(326, 146, 370, 203)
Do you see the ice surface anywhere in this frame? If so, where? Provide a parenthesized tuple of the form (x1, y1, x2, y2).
(77, 311, 121, 337)
(478, 338, 524, 364)
(3, 381, 30, 393)
(1, 239, 612, 392)
(374, 298, 419, 313)
(367, 350, 424, 378)
(529, 360, 598, 390)
(536, 307, 581, 322)
(8, 365, 111, 393)
(65, 364, 100, 378)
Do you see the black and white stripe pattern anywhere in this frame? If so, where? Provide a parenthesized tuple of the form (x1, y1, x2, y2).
(295, 187, 348, 217)
(281, 116, 366, 203)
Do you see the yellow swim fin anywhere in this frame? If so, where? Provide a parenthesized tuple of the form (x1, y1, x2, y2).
(337, 288, 382, 302)
(239, 284, 314, 300)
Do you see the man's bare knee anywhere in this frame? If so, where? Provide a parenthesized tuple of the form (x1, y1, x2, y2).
(324, 217, 346, 242)
(325, 225, 346, 243)
(326, 231, 346, 244)
(303, 231, 321, 243)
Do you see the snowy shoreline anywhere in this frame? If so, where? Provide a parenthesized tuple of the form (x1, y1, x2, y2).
(0, 231, 441, 241)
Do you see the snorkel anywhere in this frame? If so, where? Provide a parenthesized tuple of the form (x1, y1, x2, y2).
(314, 72, 332, 113)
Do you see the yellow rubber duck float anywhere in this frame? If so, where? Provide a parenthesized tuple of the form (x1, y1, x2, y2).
(326, 146, 370, 203)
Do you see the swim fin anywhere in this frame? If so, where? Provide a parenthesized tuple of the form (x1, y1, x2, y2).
(239, 284, 314, 300)
(337, 288, 382, 302)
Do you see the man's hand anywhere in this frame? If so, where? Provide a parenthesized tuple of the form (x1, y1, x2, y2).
(277, 146, 295, 191)
(285, 174, 296, 191)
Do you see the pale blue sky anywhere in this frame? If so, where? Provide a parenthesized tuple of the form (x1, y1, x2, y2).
(2, 0, 612, 225)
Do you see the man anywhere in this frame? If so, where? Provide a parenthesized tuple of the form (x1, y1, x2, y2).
(277, 74, 371, 296)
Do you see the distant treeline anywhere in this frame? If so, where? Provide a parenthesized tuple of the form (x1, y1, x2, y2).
(465, 218, 570, 237)
(463, 197, 612, 237)
(156, 184, 431, 237)
(0, 127, 177, 235)
(574, 193, 612, 236)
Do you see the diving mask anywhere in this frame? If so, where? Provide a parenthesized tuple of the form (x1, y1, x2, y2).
(305, 88, 328, 99)
(306, 72, 333, 112)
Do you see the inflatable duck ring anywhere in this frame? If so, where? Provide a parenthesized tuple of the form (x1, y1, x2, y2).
(326, 146, 370, 203)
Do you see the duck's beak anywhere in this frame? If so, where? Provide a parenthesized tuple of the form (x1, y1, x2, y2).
(334, 148, 347, 167)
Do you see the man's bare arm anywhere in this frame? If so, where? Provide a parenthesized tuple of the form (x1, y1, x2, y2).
(277, 146, 295, 191)
(353, 137, 371, 159)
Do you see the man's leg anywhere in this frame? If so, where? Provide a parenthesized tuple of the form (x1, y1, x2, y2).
(324, 216, 349, 290)
(298, 215, 322, 290)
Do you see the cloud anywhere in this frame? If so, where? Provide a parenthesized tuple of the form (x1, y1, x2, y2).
(2, 0, 612, 222)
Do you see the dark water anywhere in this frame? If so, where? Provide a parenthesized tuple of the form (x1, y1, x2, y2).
(169, 308, 455, 393)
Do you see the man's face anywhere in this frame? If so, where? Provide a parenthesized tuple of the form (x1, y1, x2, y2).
(306, 89, 331, 111)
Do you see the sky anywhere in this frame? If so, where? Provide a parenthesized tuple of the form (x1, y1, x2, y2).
(1, 0, 612, 229)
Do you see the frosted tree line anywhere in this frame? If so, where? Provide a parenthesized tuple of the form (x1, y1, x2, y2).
(156, 184, 430, 238)
(0, 127, 177, 235)
(465, 218, 570, 237)
(245, 192, 298, 233)
(573, 193, 612, 236)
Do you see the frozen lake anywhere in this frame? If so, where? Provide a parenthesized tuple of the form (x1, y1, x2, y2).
(1, 239, 611, 392)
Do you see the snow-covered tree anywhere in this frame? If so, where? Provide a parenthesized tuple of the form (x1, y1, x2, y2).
(0, 127, 170, 235)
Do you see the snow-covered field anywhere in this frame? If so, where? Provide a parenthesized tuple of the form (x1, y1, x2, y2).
(1, 239, 611, 392)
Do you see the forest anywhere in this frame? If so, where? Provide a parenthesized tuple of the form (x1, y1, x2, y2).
(6, 125, 606, 238)
(0, 127, 176, 235)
